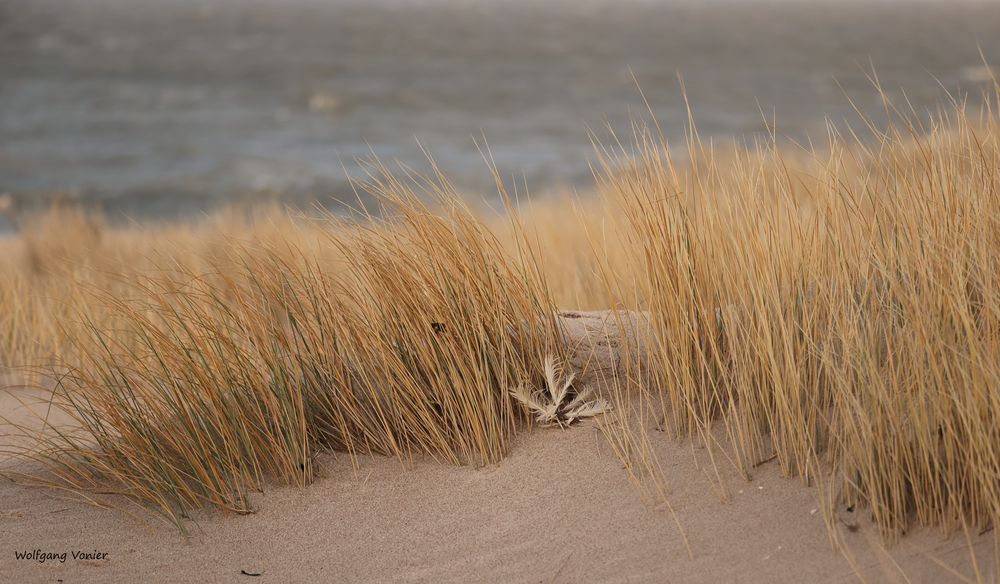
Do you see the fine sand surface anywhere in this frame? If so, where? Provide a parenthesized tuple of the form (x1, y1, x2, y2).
(1, 312, 996, 583)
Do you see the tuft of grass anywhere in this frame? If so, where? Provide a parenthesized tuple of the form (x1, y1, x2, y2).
(2, 164, 567, 527)
(599, 88, 1000, 540)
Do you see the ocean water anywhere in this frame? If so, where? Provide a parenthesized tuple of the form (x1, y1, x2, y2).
(1, 0, 999, 224)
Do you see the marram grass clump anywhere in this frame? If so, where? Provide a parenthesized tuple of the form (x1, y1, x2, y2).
(601, 90, 1000, 541)
(2, 166, 566, 527)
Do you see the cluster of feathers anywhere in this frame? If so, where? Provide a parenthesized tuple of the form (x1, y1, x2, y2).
(510, 356, 611, 427)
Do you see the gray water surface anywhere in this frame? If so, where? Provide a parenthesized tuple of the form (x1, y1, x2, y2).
(1, 0, 999, 223)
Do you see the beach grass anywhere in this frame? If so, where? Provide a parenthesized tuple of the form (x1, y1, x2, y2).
(1, 90, 999, 546)
(1, 162, 566, 527)
(599, 87, 1000, 541)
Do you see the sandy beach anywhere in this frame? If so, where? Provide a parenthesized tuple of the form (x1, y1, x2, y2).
(2, 313, 994, 583)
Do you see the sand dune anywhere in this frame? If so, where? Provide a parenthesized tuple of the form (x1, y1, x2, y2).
(1, 415, 994, 583)
(1, 312, 995, 583)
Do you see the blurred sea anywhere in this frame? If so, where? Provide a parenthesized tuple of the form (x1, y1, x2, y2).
(1, 0, 999, 225)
